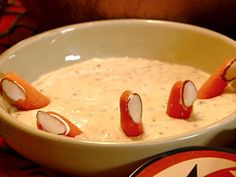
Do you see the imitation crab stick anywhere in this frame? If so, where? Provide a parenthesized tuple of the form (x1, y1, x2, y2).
(0, 72, 50, 110)
(120, 90, 144, 137)
(36, 111, 82, 137)
(197, 58, 236, 99)
(167, 80, 197, 119)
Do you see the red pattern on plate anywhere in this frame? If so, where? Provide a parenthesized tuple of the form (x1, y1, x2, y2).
(132, 147, 236, 177)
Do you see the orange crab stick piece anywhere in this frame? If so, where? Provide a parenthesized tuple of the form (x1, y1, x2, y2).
(167, 80, 197, 119)
(36, 111, 82, 137)
(120, 90, 143, 137)
(0, 72, 50, 110)
(197, 58, 236, 99)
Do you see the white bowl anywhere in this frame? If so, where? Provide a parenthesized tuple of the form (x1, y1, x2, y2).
(0, 20, 236, 177)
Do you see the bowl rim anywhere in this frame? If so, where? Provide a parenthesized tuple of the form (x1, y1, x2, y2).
(0, 19, 236, 147)
(1, 18, 236, 61)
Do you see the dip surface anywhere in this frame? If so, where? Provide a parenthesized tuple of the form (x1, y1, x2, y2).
(12, 57, 236, 141)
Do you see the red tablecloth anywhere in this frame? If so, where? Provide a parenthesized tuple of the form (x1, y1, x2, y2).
(0, 138, 64, 177)
(0, 0, 38, 53)
(0, 1, 65, 176)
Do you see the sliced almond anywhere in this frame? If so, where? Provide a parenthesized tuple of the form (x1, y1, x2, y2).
(224, 59, 236, 81)
(183, 80, 197, 107)
(36, 111, 70, 135)
(127, 93, 142, 124)
(1, 79, 26, 101)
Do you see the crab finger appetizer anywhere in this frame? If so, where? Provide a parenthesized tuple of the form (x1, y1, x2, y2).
(120, 90, 144, 137)
(0, 72, 50, 110)
(197, 58, 236, 99)
(167, 80, 197, 119)
(36, 111, 82, 137)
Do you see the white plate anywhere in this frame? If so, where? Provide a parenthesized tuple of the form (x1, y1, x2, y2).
(130, 146, 236, 177)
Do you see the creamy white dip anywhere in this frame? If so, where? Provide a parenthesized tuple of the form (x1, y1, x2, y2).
(12, 57, 236, 142)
